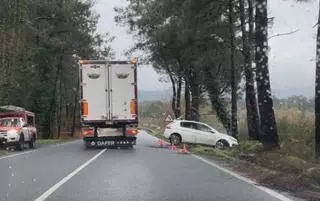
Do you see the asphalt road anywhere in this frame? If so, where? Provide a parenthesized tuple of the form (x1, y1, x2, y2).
(0, 131, 299, 201)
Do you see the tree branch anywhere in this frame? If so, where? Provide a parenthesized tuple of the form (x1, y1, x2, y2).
(268, 29, 299, 40)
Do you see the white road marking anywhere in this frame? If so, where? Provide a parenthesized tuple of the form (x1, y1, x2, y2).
(0, 150, 37, 160)
(192, 154, 295, 201)
(0, 140, 79, 160)
(34, 149, 106, 201)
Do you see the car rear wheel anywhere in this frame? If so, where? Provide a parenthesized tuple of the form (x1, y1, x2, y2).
(15, 134, 24, 151)
(170, 134, 181, 145)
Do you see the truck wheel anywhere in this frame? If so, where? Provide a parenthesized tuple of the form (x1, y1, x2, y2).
(16, 134, 24, 151)
(29, 135, 36, 149)
(84, 141, 92, 149)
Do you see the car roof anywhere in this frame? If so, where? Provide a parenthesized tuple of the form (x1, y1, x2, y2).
(172, 120, 207, 124)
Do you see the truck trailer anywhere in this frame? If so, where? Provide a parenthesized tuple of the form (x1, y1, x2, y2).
(79, 59, 138, 148)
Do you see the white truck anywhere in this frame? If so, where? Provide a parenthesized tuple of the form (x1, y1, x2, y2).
(79, 59, 138, 148)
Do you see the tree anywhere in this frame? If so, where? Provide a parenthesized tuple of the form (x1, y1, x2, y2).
(255, 0, 279, 149)
(115, 0, 244, 133)
(315, 0, 320, 159)
(0, 0, 113, 138)
(239, 0, 260, 140)
(228, 0, 238, 138)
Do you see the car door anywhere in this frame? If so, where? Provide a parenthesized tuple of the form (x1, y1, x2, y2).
(194, 123, 216, 146)
(178, 121, 197, 143)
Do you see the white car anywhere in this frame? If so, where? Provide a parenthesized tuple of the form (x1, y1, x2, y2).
(164, 120, 238, 148)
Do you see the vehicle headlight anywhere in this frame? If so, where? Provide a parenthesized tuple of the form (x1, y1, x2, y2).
(229, 137, 238, 142)
(7, 129, 18, 135)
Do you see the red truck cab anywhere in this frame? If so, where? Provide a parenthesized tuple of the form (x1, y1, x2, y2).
(0, 106, 37, 150)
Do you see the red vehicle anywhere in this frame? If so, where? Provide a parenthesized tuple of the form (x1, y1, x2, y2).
(0, 106, 37, 150)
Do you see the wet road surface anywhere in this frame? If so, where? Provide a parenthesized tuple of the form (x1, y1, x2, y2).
(0, 131, 299, 201)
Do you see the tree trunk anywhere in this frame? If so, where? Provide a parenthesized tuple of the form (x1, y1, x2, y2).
(210, 94, 231, 134)
(239, 0, 260, 140)
(185, 78, 191, 120)
(71, 72, 79, 137)
(229, 0, 238, 139)
(57, 77, 63, 138)
(48, 53, 63, 138)
(168, 71, 178, 118)
(255, 0, 279, 149)
(190, 79, 200, 122)
(315, 1, 320, 159)
(176, 75, 182, 118)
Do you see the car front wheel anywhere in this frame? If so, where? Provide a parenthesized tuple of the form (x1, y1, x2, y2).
(170, 134, 181, 145)
(216, 140, 229, 149)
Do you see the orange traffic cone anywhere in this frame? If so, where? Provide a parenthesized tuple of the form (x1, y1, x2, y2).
(178, 144, 189, 154)
(168, 142, 177, 150)
(154, 139, 168, 148)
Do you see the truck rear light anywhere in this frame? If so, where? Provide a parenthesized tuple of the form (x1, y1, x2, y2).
(82, 127, 94, 136)
(81, 99, 88, 117)
(130, 99, 137, 115)
(127, 129, 138, 135)
(79, 60, 88, 64)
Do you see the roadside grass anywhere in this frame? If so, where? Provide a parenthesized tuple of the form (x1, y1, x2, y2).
(0, 149, 7, 156)
(139, 102, 320, 199)
(192, 141, 320, 198)
(138, 124, 168, 141)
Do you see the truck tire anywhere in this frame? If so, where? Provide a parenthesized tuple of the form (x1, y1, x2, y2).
(84, 141, 91, 149)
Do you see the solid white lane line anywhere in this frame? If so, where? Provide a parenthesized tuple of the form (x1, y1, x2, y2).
(0, 150, 37, 160)
(192, 154, 294, 201)
(0, 140, 80, 160)
(34, 149, 107, 201)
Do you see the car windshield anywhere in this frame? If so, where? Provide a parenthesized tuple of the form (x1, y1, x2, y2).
(0, 118, 21, 127)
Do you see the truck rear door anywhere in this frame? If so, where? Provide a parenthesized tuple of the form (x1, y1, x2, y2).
(110, 63, 137, 121)
(81, 62, 109, 121)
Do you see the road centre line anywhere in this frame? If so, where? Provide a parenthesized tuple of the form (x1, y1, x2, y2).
(34, 149, 107, 201)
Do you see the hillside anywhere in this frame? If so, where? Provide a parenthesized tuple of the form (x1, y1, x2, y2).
(138, 86, 314, 103)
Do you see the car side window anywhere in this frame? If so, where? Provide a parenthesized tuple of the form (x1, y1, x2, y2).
(180, 122, 192, 128)
(180, 122, 198, 129)
(195, 124, 212, 133)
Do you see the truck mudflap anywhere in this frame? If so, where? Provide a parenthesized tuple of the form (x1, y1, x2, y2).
(83, 136, 136, 148)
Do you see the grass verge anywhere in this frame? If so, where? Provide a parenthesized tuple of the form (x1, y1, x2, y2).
(140, 123, 320, 199)
(192, 141, 320, 201)
(0, 149, 7, 156)
(138, 125, 168, 141)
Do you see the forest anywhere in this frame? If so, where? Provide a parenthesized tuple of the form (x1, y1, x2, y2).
(1, 0, 320, 158)
(115, 0, 320, 155)
(0, 0, 113, 139)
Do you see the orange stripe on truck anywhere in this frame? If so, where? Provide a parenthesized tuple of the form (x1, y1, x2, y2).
(81, 99, 88, 117)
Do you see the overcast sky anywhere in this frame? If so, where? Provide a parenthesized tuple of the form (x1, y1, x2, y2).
(94, 0, 318, 96)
